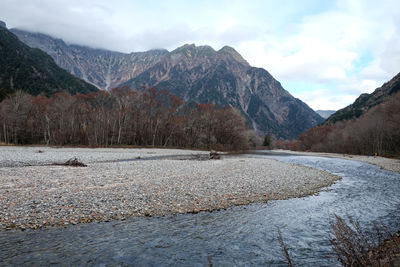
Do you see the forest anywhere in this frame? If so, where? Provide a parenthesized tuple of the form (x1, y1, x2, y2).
(0, 87, 254, 150)
(275, 91, 400, 156)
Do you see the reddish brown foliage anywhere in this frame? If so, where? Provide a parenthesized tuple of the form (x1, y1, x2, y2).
(0, 88, 252, 150)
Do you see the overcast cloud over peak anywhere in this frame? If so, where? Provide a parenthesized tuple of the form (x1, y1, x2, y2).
(1, 0, 399, 110)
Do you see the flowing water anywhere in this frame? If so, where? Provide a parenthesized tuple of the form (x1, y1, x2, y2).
(1, 154, 399, 266)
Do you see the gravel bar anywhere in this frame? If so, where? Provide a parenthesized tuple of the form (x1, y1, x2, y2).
(0, 146, 340, 230)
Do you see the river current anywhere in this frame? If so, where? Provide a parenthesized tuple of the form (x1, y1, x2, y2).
(1, 154, 399, 266)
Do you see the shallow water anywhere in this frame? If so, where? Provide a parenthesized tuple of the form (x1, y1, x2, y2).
(1, 155, 399, 266)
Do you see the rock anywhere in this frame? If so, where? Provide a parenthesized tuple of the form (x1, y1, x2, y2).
(144, 211, 152, 217)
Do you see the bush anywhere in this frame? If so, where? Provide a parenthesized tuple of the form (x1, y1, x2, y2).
(330, 215, 400, 266)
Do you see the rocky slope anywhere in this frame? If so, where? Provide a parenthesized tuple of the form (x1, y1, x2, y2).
(325, 72, 400, 124)
(11, 28, 323, 138)
(122, 44, 323, 138)
(0, 23, 97, 101)
(11, 29, 167, 90)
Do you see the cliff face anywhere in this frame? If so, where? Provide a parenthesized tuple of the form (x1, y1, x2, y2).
(326, 72, 400, 124)
(11, 29, 168, 90)
(12, 29, 323, 139)
(122, 44, 323, 139)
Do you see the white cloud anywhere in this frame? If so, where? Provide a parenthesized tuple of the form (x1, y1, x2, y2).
(0, 0, 399, 110)
(337, 79, 378, 94)
(235, 0, 400, 110)
(293, 89, 360, 111)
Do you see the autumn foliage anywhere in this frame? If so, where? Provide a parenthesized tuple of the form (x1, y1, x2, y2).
(295, 92, 400, 156)
(0, 87, 251, 150)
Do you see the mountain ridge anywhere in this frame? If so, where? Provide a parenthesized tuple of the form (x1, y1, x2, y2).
(10, 27, 324, 138)
(0, 25, 98, 100)
(122, 43, 323, 138)
(325, 72, 400, 124)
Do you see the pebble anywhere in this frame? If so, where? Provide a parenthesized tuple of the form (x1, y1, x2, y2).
(0, 147, 340, 230)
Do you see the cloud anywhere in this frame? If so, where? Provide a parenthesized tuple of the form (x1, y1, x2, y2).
(1, 0, 121, 50)
(293, 89, 359, 111)
(0, 0, 399, 110)
(236, 0, 400, 109)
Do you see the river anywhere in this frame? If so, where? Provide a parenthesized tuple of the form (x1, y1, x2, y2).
(1, 153, 399, 266)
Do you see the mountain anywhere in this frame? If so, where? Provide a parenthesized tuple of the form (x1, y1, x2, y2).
(0, 24, 97, 101)
(122, 44, 324, 139)
(316, 110, 336, 119)
(11, 28, 168, 90)
(11, 28, 323, 139)
(325, 72, 400, 124)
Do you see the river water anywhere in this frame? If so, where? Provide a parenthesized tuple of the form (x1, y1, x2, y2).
(1, 154, 399, 266)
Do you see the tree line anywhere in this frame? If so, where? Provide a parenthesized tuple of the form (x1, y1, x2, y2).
(274, 91, 400, 156)
(0, 87, 254, 150)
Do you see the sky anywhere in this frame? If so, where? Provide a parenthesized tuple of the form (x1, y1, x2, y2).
(1, 0, 399, 110)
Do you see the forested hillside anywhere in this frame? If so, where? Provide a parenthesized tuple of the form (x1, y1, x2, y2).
(325, 72, 400, 124)
(296, 90, 400, 156)
(0, 26, 98, 101)
(274, 73, 400, 156)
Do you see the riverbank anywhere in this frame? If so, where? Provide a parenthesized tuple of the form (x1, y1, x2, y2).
(0, 146, 340, 230)
(271, 150, 400, 173)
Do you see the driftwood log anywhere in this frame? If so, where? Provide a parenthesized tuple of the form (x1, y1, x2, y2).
(209, 150, 221, 160)
(53, 157, 87, 167)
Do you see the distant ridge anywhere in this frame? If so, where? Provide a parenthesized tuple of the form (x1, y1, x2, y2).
(316, 110, 336, 119)
(11, 28, 168, 90)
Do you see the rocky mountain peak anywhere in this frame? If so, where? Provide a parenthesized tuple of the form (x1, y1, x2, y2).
(218, 45, 249, 66)
(171, 43, 216, 58)
(10, 28, 324, 138)
(0, 21, 6, 29)
(169, 43, 249, 68)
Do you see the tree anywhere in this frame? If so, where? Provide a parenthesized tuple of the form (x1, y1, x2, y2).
(263, 134, 271, 147)
(0, 91, 32, 143)
(0, 88, 252, 151)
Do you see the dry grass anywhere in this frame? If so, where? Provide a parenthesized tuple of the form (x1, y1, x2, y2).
(276, 215, 400, 267)
(330, 215, 400, 266)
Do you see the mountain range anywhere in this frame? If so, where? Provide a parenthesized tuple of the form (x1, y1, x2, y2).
(8, 25, 324, 139)
(0, 23, 97, 101)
